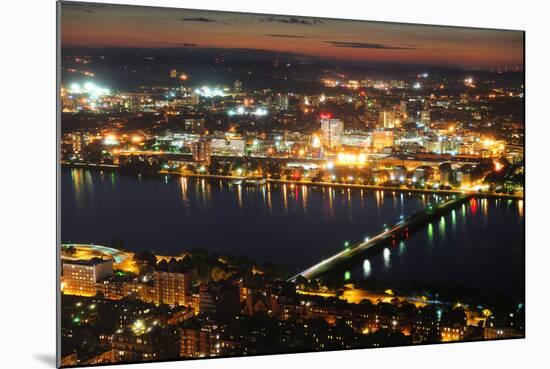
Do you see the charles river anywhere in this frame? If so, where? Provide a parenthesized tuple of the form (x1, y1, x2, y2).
(62, 167, 525, 302)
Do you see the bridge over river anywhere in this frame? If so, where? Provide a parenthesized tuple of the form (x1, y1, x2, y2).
(289, 193, 475, 281)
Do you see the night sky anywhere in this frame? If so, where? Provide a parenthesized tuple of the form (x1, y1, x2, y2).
(61, 2, 524, 70)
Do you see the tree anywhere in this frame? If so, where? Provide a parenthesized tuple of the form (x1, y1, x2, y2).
(211, 266, 230, 282)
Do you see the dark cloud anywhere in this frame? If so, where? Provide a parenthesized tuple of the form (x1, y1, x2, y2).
(260, 17, 323, 25)
(179, 43, 198, 47)
(181, 17, 215, 22)
(266, 34, 307, 39)
(324, 41, 417, 50)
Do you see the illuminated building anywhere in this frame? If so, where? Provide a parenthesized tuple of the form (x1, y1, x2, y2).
(379, 111, 397, 129)
(390, 80, 406, 89)
(155, 132, 200, 149)
(483, 326, 522, 339)
(420, 110, 431, 126)
(342, 134, 370, 148)
(170, 69, 177, 78)
(62, 258, 113, 297)
(275, 94, 289, 110)
(184, 118, 205, 133)
(320, 118, 344, 148)
(484, 316, 523, 339)
(123, 93, 147, 113)
(371, 130, 394, 151)
(153, 269, 193, 307)
(98, 275, 155, 302)
(425, 137, 459, 154)
(406, 99, 423, 123)
(440, 326, 466, 342)
(180, 323, 221, 358)
(191, 139, 211, 165)
(233, 80, 242, 93)
(336, 152, 367, 165)
(111, 324, 180, 363)
(194, 86, 226, 98)
(61, 94, 78, 112)
(210, 138, 246, 156)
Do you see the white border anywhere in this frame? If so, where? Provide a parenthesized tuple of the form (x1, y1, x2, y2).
(2, 1, 548, 368)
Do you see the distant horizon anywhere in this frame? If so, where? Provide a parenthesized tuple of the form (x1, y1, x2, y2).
(61, 1, 524, 71)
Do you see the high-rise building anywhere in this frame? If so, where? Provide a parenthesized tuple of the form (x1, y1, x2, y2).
(170, 69, 178, 78)
(191, 139, 211, 165)
(420, 110, 431, 126)
(153, 269, 193, 307)
(320, 118, 344, 148)
(406, 99, 423, 123)
(233, 80, 242, 93)
(379, 111, 397, 128)
(62, 258, 113, 297)
(275, 94, 289, 111)
(124, 93, 146, 113)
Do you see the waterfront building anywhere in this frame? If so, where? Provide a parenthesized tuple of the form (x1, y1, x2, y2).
(191, 139, 211, 165)
(210, 138, 246, 156)
(62, 258, 113, 297)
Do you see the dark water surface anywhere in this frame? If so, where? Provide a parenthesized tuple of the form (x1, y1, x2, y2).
(61, 168, 524, 300)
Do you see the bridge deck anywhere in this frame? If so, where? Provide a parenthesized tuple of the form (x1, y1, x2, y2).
(289, 193, 474, 281)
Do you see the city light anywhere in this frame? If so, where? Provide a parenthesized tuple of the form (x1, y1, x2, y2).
(132, 320, 146, 335)
(194, 86, 226, 97)
(58, 13, 525, 361)
(311, 134, 321, 148)
(336, 152, 367, 165)
(227, 106, 268, 116)
(103, 134, 119, 145)
(69, 81, 111, 96)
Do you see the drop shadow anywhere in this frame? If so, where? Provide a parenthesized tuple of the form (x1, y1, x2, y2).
(33, 353, 56, 367)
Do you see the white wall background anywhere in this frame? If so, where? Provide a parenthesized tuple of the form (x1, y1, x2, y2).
(0, 0, 547, 368)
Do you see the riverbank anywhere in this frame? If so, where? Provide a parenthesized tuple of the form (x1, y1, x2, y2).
(61, 161, 523, 199)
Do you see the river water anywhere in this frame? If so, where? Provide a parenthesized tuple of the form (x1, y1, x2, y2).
(61, 167, 524, 301)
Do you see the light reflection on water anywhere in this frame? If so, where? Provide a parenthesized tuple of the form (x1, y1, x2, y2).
(345, 195, 524, 301)
(363, 259, 371, 277)
(63, 168, 524, 300)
